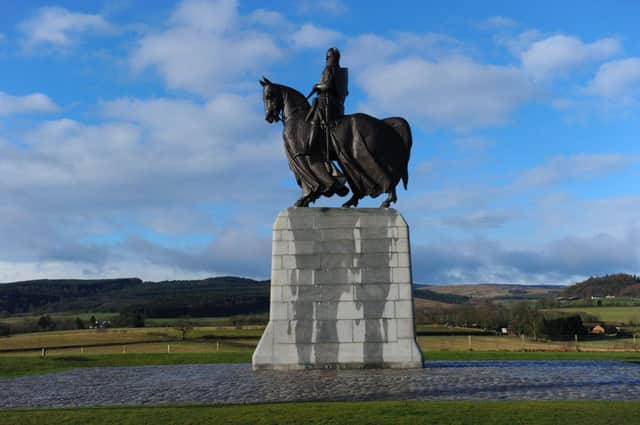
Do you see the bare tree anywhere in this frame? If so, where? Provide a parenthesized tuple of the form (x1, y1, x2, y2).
(174, 321, 194, 341)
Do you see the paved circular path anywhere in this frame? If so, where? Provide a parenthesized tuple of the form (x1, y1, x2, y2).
(1, 361, 639, 408)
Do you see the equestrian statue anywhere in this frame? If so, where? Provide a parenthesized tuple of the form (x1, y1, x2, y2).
(260, 47, 412, 208)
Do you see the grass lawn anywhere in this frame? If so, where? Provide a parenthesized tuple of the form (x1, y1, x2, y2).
(3, 401, 640, 425)
(0, 326, 263, 352)
(418, 334, 638, 352)
(544, 306, 640, 324)
(424, 350, 640, 362)
(2, 350, 639, 379)
(0, 352, 252, 379)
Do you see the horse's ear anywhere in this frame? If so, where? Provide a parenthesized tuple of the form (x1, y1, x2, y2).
(259, 78, 266, 87)
(263, 76, 272, 85)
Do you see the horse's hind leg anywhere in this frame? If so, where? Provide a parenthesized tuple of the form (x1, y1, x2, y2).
(380, 187, 397, 208)
(342, 194, 360, 208)
(294, 190, 315, 207)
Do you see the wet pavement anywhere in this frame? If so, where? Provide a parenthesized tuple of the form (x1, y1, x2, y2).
(1, 361, 639, 408)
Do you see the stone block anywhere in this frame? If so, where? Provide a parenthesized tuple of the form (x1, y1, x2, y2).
(315, 268, 362, 285)
(270, 302, 289, 320)
(321, 254, 357, 269)
(321, 284, 354, 301)
(320, 228, 360, 241)
(353, 318, 396, 342)
(353, 283, 398, 301)
(392, 267, 412, 284)
(395, 301, 414, 319)
(317, 239, 359, 254)
(319, 301, 364, 320)
(397, 284, 413, 300)
(253, 208, 423, 370)
(361, 268, 392, 284)
(396, 318, 416, 339)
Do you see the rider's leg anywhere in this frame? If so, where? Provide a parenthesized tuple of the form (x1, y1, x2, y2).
(307, 120, 320, 154)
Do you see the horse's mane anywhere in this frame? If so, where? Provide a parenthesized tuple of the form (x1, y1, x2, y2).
(276, 83, 310, 110)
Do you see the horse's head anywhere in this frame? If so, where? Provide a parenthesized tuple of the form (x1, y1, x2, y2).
(259, 77, 283, 123)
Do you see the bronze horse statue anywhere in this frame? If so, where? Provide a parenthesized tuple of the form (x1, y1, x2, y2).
(260, 77, 412, 208)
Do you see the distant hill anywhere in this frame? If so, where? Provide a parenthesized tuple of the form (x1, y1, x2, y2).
(0, 277, 269, 318)
(562, 273, 640, 298)
(0, 277, 570, 318)
(413, 286, 470, 304)
(421, 283, 563, 301)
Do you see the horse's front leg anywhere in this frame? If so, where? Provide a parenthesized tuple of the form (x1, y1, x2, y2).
(342, 194, 360, 208)
(380, 187, 397, 208)
(294, 190, 321, 207)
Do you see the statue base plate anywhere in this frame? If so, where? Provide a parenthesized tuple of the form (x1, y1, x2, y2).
(252, 208, 423, 370)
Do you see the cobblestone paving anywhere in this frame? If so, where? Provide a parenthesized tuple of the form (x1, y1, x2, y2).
(1, 361, 639, 408)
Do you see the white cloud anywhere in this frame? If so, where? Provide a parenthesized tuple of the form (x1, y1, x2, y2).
(358, 56, 534, 130)
(479, 16, 518, 30)
(443, 211, 512, 230)
(520, 35, 621, 79)
(450, 136, 494, 150)
(247, 9, 290, 28)
(413, 229, 640, 284)
(514, 154, 637, 187)
(18, 6, 112, 49)
(344, 32, 462, 68)
(169, 0, 236, 33)
(536, 193, 640, 239)
(0, 260, 217, 283)
(291, 24, 342, 49)
(583, 57, 640, 99)
(0, 92, 59, 115)
(131, 0, 282, 95)
(0, 91, 287, 280)
(298, 0, 346, 15)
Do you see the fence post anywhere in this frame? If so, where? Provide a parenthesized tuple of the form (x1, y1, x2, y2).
(521, 334, 525, 351)
(574, 334, 579, 352)
(80, 347, 84, 354)
(41, 348, 46, 358)
(216, 341, 220, 353)
(167, 344, 171, 354)
(123, 345, 127, 354)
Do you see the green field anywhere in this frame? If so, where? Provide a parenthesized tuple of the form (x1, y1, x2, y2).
(544, 306, 640, 324)
(2, 350, 639, 379)
(2, 326, 639, 357)
(0, 352, 252, 379)
(0, 312, 118, 324)
(2, 401, 640, 425)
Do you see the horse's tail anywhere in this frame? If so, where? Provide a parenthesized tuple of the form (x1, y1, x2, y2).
(383, 117, 412, 190)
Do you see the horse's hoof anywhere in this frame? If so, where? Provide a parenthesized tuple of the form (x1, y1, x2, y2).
(342, 199, 358, 208)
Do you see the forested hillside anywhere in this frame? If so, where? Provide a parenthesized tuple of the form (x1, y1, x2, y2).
(0, 277, 269, 317)
(562, 274, 640, 298)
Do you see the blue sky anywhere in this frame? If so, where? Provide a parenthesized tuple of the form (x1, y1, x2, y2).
(1, 0, 639, 284)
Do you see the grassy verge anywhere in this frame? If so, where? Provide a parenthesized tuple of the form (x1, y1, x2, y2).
(2, 350, 639, 379)
(3, 401, 640, 425)
(0, 352, 252, 379)
(423, 350, 640, 362)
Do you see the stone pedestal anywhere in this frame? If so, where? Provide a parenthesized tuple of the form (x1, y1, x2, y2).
(252, 208, 423, 370)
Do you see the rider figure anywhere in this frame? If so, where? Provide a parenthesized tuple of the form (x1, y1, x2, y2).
(306, 47, 348, 157)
